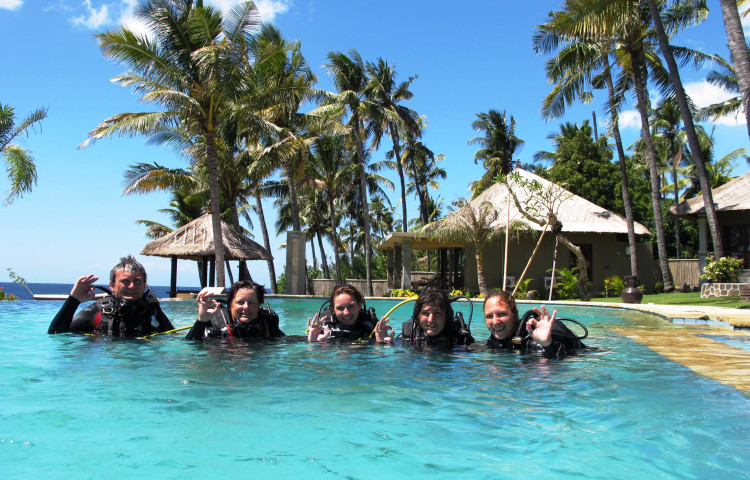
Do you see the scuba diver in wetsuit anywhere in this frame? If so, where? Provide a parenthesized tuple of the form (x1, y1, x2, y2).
(307, 284, 379, 342)
(47, 255, 173, 337)
(483, 290, 586, 357)
(375, 286, 474, 347)
(185, 280, 284, 340)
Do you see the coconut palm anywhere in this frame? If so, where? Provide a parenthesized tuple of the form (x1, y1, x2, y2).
(241, 24, 320, 234)
(536, 0, 682, 291)
(468, 109, 524, 198)
(365, 58, 420, 231)
(315, 49, 376, 294)
(308, 134, 359, 283)
(0, 103, 47, 205)
(718, 0, 750, 139)
(405, 144, 446, 228)
(82, 0, 261, 287)
(699, 51, 744, 122)
(645, 0, 724, 259)
(533, 19, 642, 278)
(424, 198, 501, 296)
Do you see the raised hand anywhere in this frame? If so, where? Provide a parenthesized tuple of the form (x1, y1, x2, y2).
(374, 317, 395, 344)
(196, 287, 221, 323)
(307, 314, 331, 342)
(526, 306, 557, 347)
(70, 274, 99, 303)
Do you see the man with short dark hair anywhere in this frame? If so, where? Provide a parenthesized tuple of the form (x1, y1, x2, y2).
(47, 255, 174, 336)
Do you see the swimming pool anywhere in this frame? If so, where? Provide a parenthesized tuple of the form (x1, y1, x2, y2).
(2, 297, 749, 478)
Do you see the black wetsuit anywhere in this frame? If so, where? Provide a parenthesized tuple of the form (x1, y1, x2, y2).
(47, 295, 174, 337)
(399, 319, 475, 347)
(486, 310, 586, 357)
(185, 307, 285, 340)
(320, 308, 377, 341)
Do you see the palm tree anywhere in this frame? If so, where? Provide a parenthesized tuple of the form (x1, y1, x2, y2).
(242, 24, 319, 234)
(405, 144, 446, 228)
(316, 49, 376, 295)
(538, 0, 680, 291)
(719, 0, 750, 139)
(308, 134, 359, 284)
(699, 50, 744, 122)
(675, 128, 745, 199)
(365, 58, 420, 231)
(645, 0, 724, 259)
(467, 109, 524, 198)
(82, 0, 261, 288)
(0, 103, 47, 205)
(650, 97, 687, 257)
(425, 198, 501, 296)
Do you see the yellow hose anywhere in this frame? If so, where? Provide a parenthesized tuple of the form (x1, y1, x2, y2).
(141, 325, 192, 339)
(369, 297, 417, 337)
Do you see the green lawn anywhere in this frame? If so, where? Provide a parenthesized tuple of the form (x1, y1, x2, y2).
(595, 291, 749, 309)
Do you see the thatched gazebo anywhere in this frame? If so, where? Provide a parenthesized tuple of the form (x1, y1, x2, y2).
(140, 213, 273, 297)
(669, 171, 750, 272)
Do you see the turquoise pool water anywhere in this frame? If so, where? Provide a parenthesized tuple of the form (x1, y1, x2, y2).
(1, 297, 749, 478)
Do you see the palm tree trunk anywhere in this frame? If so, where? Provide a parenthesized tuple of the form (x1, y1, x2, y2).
(284, 156, 302, 232)
(672, 149, 682, 259)
(647, 0, 724, 259)
(328, 194, 343, 284)
(353, 112, 373, 295)
(316, 231, 330, 279)
(390, 125, 408, 231)
(310, 235, 318, 270)
(604, 55, 639, 278)
(719, 0, 750, 140)
(475, 249, 488, 296)
(255, 191, 278, 293)
(205, 131, 226, 287)
(630, 47, 674, 292)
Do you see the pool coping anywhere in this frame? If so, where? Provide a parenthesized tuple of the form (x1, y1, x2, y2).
(265, 294, 750, 330)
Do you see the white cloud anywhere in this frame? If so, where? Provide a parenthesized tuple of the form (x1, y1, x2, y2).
(0, 0, 22, 10)
(208, 0, 291, 22)
(685, 80, 746, 126)
(70, 0, 110, 29)
(618, 110, 642, 130)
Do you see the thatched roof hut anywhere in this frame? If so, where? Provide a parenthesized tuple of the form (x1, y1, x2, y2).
(141, 213, 272, 296)
(669, 172, 750, 219)
(467, 168, 650, 235)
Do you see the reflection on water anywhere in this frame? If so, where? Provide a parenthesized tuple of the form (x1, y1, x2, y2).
(1, 298, 749, 478)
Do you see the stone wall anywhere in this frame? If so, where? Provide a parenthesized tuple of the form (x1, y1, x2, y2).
(700, 282, 748, 298)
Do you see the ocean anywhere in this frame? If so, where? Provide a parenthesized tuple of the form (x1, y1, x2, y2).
(0, 282, 201, 300)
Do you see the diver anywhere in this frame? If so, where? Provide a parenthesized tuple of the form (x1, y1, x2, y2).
(185, 280, 284, 340)
(375, 285, 475, 347)
(307, 284, 379, 342)
(47, 255, 174, 337)
(483, 289, 587, 357)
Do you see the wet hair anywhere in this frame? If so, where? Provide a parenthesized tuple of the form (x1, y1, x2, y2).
(226, 280, 265, 307)
(411, 286, 454, 334)
(110, 255, 147, 284)
(483, 289, 519, 329)
(329, 284, 364, 308)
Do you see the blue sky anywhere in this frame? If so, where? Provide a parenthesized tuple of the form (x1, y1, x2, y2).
(2, 0, 748, 288)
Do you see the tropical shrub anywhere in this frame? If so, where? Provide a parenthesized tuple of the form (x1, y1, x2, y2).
(0, 287, 18, 301)
(700, 257, 744, 283)
(390, 289, 417, 298)
(603, 275, 625, 298)
(513, 278, 534, 299)
(546, 267, 579, 300)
